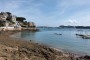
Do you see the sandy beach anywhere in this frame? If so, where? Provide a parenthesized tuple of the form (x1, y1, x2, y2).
(0, 31, 90, 60)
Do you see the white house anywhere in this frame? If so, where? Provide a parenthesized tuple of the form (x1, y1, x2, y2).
(0, 12, 21, 31)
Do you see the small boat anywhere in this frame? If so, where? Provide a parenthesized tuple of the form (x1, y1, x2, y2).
(54, 33, 62, 35)
(82, 35, 90, 39)
(75, 34, 84, 36)
(76, 34, 90, 39)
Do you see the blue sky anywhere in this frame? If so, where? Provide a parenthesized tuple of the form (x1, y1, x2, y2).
(0, 0, 90, 26)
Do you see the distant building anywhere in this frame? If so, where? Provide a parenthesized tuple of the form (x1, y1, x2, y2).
(28, 22, 36, 27)
(27, 22, 37, 30)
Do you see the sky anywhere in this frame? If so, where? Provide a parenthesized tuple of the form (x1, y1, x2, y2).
(0, 0, 90, 27)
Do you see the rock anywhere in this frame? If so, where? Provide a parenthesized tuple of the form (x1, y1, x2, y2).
(76, 55, 90, 60)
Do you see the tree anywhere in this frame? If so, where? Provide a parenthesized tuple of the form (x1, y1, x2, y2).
(16, 17, 26, 22)
(0, 21, 5, 27)
(6, 16, 12, 21)
(6, 12, 12, 16)
(6, 16, 15, 24)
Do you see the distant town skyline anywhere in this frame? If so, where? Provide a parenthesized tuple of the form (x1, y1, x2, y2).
(0, 0, 90, 27)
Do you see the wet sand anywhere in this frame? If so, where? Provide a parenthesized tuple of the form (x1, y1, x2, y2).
(0, 30, 89, 60)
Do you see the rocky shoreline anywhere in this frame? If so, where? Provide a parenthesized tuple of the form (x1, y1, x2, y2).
(0, 31, 90, 60)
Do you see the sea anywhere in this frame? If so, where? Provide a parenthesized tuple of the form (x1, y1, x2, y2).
(12, 27, 90, 55)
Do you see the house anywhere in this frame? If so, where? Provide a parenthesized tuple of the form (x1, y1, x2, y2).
(0, 12, 21, 31)
(27, 22, 37, 31)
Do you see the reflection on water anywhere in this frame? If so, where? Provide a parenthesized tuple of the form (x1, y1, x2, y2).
(13, 28, 90, 55)
(20, 31, 36, 40)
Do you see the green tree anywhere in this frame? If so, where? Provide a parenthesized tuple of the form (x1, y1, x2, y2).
(16, 17, 26, 22)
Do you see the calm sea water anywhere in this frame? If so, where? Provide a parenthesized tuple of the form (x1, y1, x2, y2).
(12, 28, 90, 55)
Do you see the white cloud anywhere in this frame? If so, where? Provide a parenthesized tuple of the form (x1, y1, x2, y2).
(67, 19, 78, 25)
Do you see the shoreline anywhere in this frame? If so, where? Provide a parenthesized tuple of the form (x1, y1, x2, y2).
(0, 30, 90, 60)
(11, 31, 88, 56)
